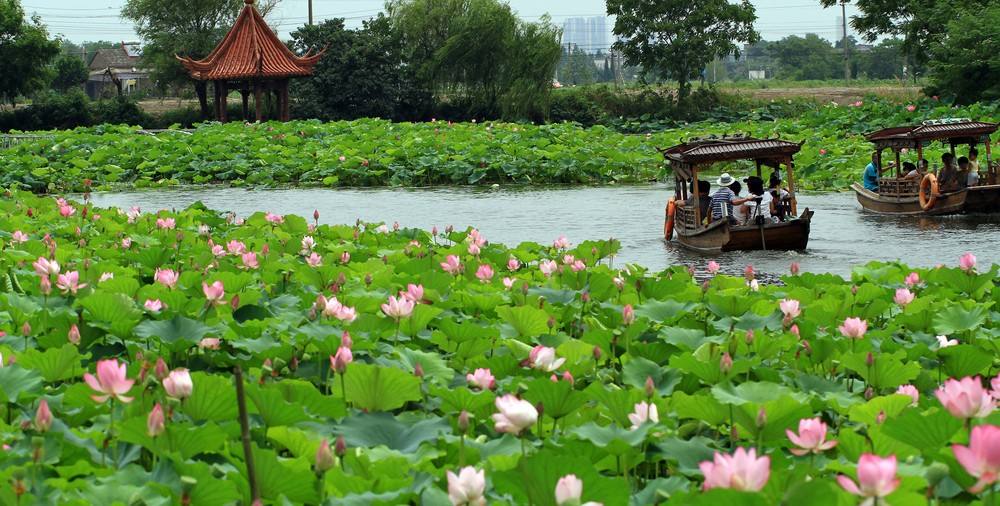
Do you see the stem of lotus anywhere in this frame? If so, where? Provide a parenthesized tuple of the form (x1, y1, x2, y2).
(109, 399, 116, 468)
(459, 435, 465, 467)
(234, 366, 260, 503)
(987, 486, 996, 506)
(394, 320, 400, 344)
(340, 373, 347, 407)
(520, 437, 527, 459)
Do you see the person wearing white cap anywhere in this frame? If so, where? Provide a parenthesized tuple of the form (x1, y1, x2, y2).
(709, 172, 751, 223)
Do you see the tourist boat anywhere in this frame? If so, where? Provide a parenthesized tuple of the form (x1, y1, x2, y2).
(660, 135, 814, 253)
(852, 119, 998, 215)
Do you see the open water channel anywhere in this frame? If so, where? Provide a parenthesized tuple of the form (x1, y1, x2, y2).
(87, 184, 1000, 277)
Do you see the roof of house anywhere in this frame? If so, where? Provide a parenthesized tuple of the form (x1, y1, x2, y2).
(89, 45, 141, 71)
(176, 0, 324, 81)
(661, 135, 803, 165)
(866, 120, 998, 145)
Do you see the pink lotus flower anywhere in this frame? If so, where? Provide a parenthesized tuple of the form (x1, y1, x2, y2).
(59, 204, 75, 218)
(476, 264, 494, 283)
(330, 345, 353, 374)
(68, 324, 81, 345)
(720, 352, 733, 374)
(467, 243, 481, 256)
(492, 394, 538, 435)
(11, 231, 27, 244)
(300, 236, 316, 253)
(202, 281, 225, 305)
(144, 299, 164, 312)
(786, 418, 838, 455)
(401, 284, 424, 303)
(306, 252, 323, 267)
(853, 100, 863, 107)
(706, 261, 720, 274)
(539, 260, 559, 277)
(265, 212, 284, 224)
(896, 384, 920, 406)
(441, 255, 462, 275)
(154, 268, 179, 289)
(553, 236, 570, 249)
(790, 262, 800, 275)
(502, 277, 515, 289)
(993, 374, 1000, 400)
(555, 474, 583, 506)
(466, 368, 496, 390)
(613, 276, 625, 290)
(906, 104, 916, 112)
(156, 217, 175, 230)
(628, 401, 659, 430)
(570, 260, 586, 272)
(240, 252, 259, 269)
(125, 206, 141, 223)
(839, 317, 867, 339)
(819, 148, 828, 155)
(894, 288, 914, 307)
(39, 276, 51, 295)
(952, 425, 1000, 493)
(35, 399, 52, 433)
(121, 237, 132, 249)
(529, 345, 565, 372)
(98, 272, 114, 283)
(340, 251, 351, 264)
(700, 447, 771, 492)
(226, 240, 247, 255)
(162, 368, 193, 400)
(198, 337, 221, 350)
(507, 258, 520, 270)
(779, 299, 800, 319)
(960, 252, 977, 272)
(904, 272, 919, 287)
(147, 403, 165, 437)
(83, 358, 135, 403)
(447, 466, 486, 506)
(211, 244, 225, 257)
(56, 271, 87, 295)
(937, 335, 958, 348)
(382, 295, 415, 321)
(837, 454, 900, 499)
(744, 265, 755, 280)
(33, 257, 60, 277)
(936, 376, 995, 419)
(623, 304, 635, 325)
(315, 439, 335, 473)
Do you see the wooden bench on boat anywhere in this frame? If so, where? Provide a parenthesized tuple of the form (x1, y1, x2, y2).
(660, 135, 813, 253)
(854, 119, 998, 215)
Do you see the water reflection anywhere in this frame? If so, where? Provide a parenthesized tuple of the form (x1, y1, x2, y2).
(85, 185, 1000, 277)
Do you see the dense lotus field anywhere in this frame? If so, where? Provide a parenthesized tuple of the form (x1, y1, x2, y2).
(1, 98, 997, 193)
(0, 189, 999, 505)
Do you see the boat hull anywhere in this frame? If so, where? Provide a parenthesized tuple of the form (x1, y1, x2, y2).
(852, 183, 967, 215)
(674, 211, 813, 253)
(964, 185, 1000, 213)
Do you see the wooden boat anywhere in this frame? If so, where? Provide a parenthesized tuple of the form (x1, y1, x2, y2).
(856, 119, 998, 215)
(660, 135, 813, 253)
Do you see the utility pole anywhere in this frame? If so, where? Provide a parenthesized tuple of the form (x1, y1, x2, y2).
(841, 0, 850, 82)
(308, 0, 313, 25)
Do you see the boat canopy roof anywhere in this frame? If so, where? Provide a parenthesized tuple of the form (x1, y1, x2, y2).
(661, 135, 802, 165)
(866, 119, 998, 150)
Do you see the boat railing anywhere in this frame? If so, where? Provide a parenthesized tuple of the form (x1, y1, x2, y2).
(675, 204, 700, 230)
(878, 178, 920, 198)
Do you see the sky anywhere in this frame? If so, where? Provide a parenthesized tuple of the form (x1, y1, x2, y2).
(23, 0, 862, 45)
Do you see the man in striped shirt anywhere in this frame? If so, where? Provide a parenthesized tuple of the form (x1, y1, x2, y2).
(710, 173, 750, 222)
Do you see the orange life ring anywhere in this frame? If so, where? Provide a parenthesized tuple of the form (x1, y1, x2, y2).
(664, 198, 676, 240)
(919, 173, 938, 211)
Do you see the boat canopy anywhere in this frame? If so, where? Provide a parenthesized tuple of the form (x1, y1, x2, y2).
(660, 134, 803, 181)
(866, 119, 998, 150)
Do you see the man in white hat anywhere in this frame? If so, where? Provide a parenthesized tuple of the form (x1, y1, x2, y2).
(709, 173, 750, 223)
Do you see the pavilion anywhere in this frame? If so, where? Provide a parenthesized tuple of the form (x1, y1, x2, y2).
(176, 0, 324, 122)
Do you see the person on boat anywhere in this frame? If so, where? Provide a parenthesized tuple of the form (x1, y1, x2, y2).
(709, 173, 751, 223)
(962, 153, 980, 187)
(676, 180, 712, 223)
(862, 152, 895, 191)
(731, 181, 748, 224)
(767, 172, 791, 220)
(969, 147, 980, 174)
(743, 176, 775, 223)
(902, 161, 920, 180)
(938, 153, 962, 191)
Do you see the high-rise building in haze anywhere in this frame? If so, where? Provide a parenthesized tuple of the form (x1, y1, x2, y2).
(561, 16, 609, 54)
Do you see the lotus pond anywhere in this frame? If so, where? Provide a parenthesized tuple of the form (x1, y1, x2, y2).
(0, 190, 999, 505)
(2, 97, 998, 193)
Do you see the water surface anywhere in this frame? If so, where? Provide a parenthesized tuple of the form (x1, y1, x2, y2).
(87, 185, 1000, 277)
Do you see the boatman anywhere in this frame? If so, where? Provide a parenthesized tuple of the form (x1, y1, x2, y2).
(862, 152, 895, 191)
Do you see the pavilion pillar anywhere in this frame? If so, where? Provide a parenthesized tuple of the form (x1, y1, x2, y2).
(279, 80, 290, 121)
(219, 81, 229, 123)
(253, 80, 263, 122)
(241, 83, 250, 120)
(213, 81, 222, 121)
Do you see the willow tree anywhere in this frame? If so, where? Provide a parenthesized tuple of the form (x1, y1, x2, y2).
(387, 0, 560, 121)
(0, 0, 60, 107)
(607, 0, 757, 100)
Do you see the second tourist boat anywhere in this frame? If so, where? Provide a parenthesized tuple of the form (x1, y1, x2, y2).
(661, 135, 814, 253)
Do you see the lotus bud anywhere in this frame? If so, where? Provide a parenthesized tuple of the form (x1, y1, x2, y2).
(550, 373, 559, 383)
(261, 244, 270, 256)
(745, 329, 754, 344)
(458, 410, 470, 433)
(364, 274, 372, 286)
(230, 294, 240, 310)
(27, 208, 33, 217)
(644, 376, 656, 398)
(744, 265, 755, 281)
(138, 361, 150, 383)
(756, 407, 767, 428)
(334, 435, 346, 457)
(39, 277, 51, 295)
(702, 280, 711, 292)
(547, 316, 556, 329)
(801, 340, 812, 355)
(446, 225, 454, 234)
(414, 363, 424, 379)
(315, 439, 335, 473)
(34, 400, 52, 433)
(562, 371, 574, 384)
(289, 355, 299, 371)
(790, 324, 800, 337)
(864, 387, 874, 400)
(535, 402, 544, 419)
(308, 307, 317, 320)
(634, 279, 643, 293)
(68, 324, 81, 345)
(851, 285, 858, 295)
(21, 322, 30, 337)
(581, 292, 590, 303)
(538, 299, 546, 309)
(876, 410, 886, 424)
(313, 210, 320, 222)
(865, 352, 874, 367)
(147, 403, 165, 438)
(337, 273, 347, 286)
(720, 352, 733, 374)
(790, 262, 800, 275)
(521, 283, 529, 295)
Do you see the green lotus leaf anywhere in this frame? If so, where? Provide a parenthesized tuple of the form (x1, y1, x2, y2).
(332, 412, 450, 453)
(343, 363, 422, 412)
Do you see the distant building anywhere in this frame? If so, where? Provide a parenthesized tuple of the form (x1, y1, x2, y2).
(86, 42, 152, 99)
(561, 16, 608, 54)
(748, 70, 767, 80)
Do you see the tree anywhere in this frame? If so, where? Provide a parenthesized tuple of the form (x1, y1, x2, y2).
(606, 0, 758, 99)
(925, 5, 1000, 103)
(0, 0, 60, 106)
(59, 40, 119, 66)
(121, 0, 277, 118)
(818, 0, 991, 67)
(288, 16, 431, 121)
(557, 46, 598, 86)
(857, 38, 906, 79)
(51, 53, 89, 91)
(768, 34, 840, 81)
